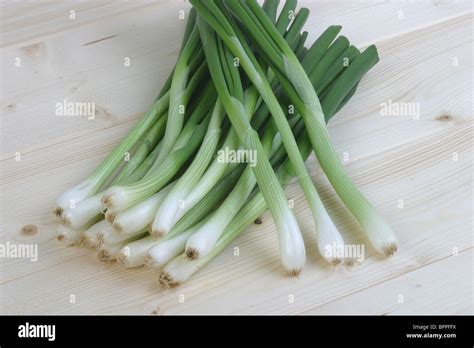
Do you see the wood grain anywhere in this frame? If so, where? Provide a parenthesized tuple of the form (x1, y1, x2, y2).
(1, 0, 472, 315)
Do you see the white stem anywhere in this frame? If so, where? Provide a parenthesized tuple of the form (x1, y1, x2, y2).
(113, 184, 174, 234)
(185, 224, 222, 260)
(54, 178, 97, 215)
(82, 220, 109, 247)
(56, 217, 99, 246)
(185, 165, 256, 260)
(163, 128, 240, 227)
(146, 225, 200, 268)
(97, 224, 145, 247)
(117, 236, 160, 268)
(364, 215, 398, 256)
(151, 190, 183, 236)
(97, 243, 125, 262)
(315, 211, 345, 265)
(159, 255, 200, 287)
(56, 225, 83, 245)
(152, 110, 224, 236)
(61, 193, 103, 230)
(101, 186, 133, 212)
(172, 166, 238, 225)
(97, 234, 145, 261)
(171, 201, 192, 225)
(275, 211, 306, 276)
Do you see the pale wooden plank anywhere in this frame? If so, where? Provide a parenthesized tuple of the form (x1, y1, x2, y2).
(300, 249, 473, 315)
(1, 2, 189, 155)
(300, 0, 473, 47)
(0, 1, 173, 48)
(2, 1, 472, 49)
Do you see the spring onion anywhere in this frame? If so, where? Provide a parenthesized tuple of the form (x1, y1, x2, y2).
(145, 222, 204, 267)
(158, 37, 374, 285)
(97, 233, 147, 262)
(53, 0, 395, 288)
(52, 92, 169, 218)
(117, 235, 158, 268)
(192, 2, 349, 273)
(82, 220, 110, 247)
(149, 0, 302, 234)
(222, 0, 397, 256)
(197, 16, 306, 275)
(151, 100, 225, 236)
(112, 183, 175, 235)
(56, 216, 101, 246)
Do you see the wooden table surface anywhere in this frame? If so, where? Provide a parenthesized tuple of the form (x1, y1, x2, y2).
(1, 0, 473, 315)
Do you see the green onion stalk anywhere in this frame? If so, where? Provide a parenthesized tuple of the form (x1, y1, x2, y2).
(184, 113, 277, 260)
(151, 0, 307, 237)
(111, 182, 175, 235)
(148, 26, 205, 168)
(158, 31, 377, 287)
(121, 168, 245, 268)
(122, 1, 306, 268)
(150, 99, 226, 237)
(181, 12, 357, 264)
(117, 14, 369, 271)
(58, 78, 214, 243)
(52, 92, 169, 219)
(60, 61, 210, 232)
(197, 16, 306, 276)
(224, 0, 397, 256)
(57, 120, 170, 244)
(60, 116, 167, 230)
(101, 81, 217, 212)
(190, 1, 348, 273)
(161, 58, 360, 269)
(148, 4, 360, 269)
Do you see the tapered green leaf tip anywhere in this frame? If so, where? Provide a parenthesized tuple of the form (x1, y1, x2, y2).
(337, 35, 350, 46)
(298, 7, 310, 18)
(364, 45, 380, 62)
(329, 24, 343, 32)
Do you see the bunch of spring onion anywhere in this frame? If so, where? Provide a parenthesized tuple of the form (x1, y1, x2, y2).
(53, 0, 397, 287)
